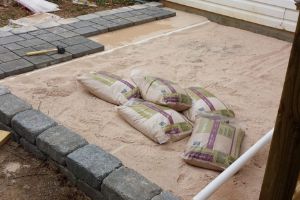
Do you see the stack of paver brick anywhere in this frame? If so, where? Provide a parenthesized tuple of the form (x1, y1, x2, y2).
(0, 4, 176, 80)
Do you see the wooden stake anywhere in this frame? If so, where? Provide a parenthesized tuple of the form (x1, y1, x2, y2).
(259, 2, 300, 199)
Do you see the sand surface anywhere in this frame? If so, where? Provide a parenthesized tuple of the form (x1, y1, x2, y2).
(0, 10, 292, 200)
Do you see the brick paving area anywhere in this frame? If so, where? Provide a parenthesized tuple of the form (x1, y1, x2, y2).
(0, 4, 176, 79)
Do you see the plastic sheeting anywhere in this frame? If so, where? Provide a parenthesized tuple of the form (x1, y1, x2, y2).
(16, 0, 59, 13)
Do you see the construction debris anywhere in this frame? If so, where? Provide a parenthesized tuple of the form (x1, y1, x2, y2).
(72, 0, 97, 7)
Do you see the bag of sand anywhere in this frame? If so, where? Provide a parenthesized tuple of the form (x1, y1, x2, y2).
(131, 72, 192, 111)
(117, 98, 193, 144)
(184, 87, 235, 122)
(183, 116, 244, 171)
(77, 71, 140, 105)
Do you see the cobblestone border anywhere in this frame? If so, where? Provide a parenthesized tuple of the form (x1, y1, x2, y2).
(0, 85, 180, 200)
(0, 3, 176, 80)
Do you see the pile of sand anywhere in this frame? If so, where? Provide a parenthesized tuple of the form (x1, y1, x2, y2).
(0, 17, 291, 199)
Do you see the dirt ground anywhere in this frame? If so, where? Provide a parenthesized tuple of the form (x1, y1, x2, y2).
(0, 0, 133, 27)
(0, 9, 298, 200)
(0, 140, 89, 200)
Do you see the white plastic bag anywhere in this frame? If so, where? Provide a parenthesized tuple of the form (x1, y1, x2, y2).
(16, 0, 59, 13)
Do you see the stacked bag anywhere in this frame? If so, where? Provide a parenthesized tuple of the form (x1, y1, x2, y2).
(77, 70, 245, 172)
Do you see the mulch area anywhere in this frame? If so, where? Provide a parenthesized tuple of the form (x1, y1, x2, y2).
(0, 0, 135, 27)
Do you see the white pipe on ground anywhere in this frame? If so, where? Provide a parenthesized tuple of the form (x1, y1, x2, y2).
(193, 128, 274, 200)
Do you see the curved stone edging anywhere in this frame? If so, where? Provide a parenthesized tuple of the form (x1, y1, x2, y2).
(0, 85, 180, 200)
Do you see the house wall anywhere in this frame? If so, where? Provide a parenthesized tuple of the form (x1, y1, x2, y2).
(165, 0, 298, 32)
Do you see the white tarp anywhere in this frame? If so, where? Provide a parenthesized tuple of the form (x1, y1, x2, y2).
(8, 13, 61, 28)
(16, 0, 59, 13)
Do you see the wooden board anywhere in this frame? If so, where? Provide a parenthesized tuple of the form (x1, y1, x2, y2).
(0, 130, 11, 147)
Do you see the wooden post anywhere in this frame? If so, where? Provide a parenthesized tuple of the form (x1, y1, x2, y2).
(259, 1, 300, 199)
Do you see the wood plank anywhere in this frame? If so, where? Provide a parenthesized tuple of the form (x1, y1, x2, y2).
(259, 13, 300, 200)
(0, 130, 11, 146)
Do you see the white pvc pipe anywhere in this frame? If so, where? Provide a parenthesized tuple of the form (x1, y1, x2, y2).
(193, 128, 274, 200)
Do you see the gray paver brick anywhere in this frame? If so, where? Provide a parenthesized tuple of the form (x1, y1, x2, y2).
(66, 44, 92, 58)
(102, 167, 162, 200)
(17, 38, 46, 48)
(0, 85, 10, 96)
(3, 43, 24, 51)
(46, 27, 69, 34)
(62, 36, 90, 46)
(24, 54, 54, 69)
(36, 125, 88, 165)
(66, 144, 122, 189)
(11, 26, 38, 34)
(91, 25, 108, 33)
(69, 21, 94, 29)
(18, 33, 36, 40)
(49, 41, 68, 48)
(89, 17, 110, 25)
(83, 41, 105, 53)
(13, 47, 35, 56)
(112, 18, 133, 27)
(0, 51, 20, 62)
(128, 10, 144, 16)
(115, 12, 134, 18)
(0, 46, 9, 54)
(56, 31, 79, 38)
(29, 29, 50, 36)
(0, 94, 31, 125)
(77, 180, 105, 200)
(101, 15, 120, 21)
(106, 22, 128, 31)
(20, 138, 47, 160)
(0, 31, 13, 38)
(36, 33, 64, 42)
(59, 24, 76, 31)
(0, 58, 34, 76)
(151, 192, 181, 200)
(12, 109, 57, 144)
(32, 43, 56, 52)
(0, 35, 25, 45)
(77, 14, 99, 21)
(50, 52, 72, 65)
(73, 27, 100, 37)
